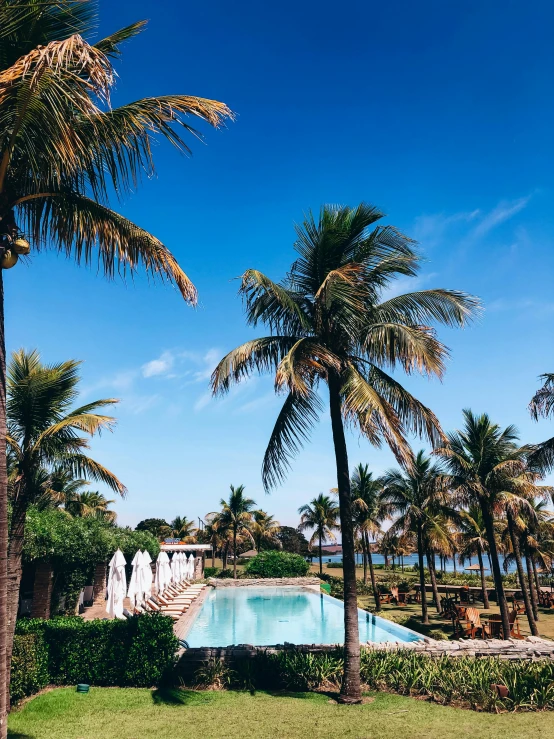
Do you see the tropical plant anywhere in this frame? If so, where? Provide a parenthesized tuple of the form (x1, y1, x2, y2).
(168, 516, 197, 542)
(0, 2, 233, 723)
(211, 203, 478, 702)
(6, 349, 124, 677)
(298, 494, 339, 575)
(275, 525, 310, 555)
(64, 490, 117, 522)
(436, 410, 548, 637)
(349, 464, 385, 608)
(251, 510, 281, 552)
(529, 373, 554, 473)
(210, 485, 255, 579)
(456, 505, 491, 609)
(381, 450, 453, 623)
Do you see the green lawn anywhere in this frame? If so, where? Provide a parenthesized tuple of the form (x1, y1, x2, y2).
(8, 688, 554, 739)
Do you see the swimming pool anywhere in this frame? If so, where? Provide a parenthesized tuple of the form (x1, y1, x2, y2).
(184, 586, 423, 647)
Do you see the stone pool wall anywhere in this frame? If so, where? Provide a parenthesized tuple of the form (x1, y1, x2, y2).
(177, 636, 554, 681)
(208, 577, 321, 592)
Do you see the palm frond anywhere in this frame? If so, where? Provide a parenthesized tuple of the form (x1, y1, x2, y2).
(18, 192, 197, 302)
(240, 269, 312, 334)
(362, 322, 448, 378)
(262, 389, 322, 491)
(375, 289, 481, 327)
(211, 336, 298, 395)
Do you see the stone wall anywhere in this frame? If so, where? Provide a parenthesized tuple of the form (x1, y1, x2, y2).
(177, 636, 554, 682)
(208, 577, 321, 591)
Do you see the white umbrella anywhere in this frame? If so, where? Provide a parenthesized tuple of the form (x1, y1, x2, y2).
(175, 552, 183, 583)
(187, 553, 195, 580)
(155, 551, 172, 594)
(127, 550, 142, 609)
(140, 550, 153, 602)
(107, 549, 127, 619)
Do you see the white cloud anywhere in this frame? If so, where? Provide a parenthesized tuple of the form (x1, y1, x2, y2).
(142, 351, 175, 378)
(472, 196, 531, 238)
(122, 394, 160, 414)
(412, 210, 480, 248)
(194, 392, 212, 412)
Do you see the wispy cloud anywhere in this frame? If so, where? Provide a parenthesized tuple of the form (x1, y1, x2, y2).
(194, 391, 212, 412)
(472, 196, 531, 238)
(413, 195, 531, 250)
(142, 350, 175, 378)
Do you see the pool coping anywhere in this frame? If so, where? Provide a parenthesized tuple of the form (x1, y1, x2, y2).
(175, 583, 429, 649)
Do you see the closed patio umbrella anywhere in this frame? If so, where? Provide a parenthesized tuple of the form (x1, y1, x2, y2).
(127, 550, 142, 610)
(140, 550, 153, 602)
(176, 552, 184, 582)
(155, 551, 172, 594)
(187, 553, 195, 580)
(107, 549, 127, 619)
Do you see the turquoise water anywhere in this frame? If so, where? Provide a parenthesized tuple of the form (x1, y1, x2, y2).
(185, 586, 423, 647)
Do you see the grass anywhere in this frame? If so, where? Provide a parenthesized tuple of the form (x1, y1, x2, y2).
(8, 688, 554, 739)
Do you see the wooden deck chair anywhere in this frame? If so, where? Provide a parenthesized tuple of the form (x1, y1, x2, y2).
(463, 607, 489, 639)
(509, 610, 524, 639)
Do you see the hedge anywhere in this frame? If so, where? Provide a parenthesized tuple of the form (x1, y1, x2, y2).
(244, 551, 310, 578)
(10, 633, 49, 703)
(12, 614, 177, 701)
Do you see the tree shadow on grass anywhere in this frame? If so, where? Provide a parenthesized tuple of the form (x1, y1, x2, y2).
(8, 731, 35, 738)
(151, 688, 202, 706)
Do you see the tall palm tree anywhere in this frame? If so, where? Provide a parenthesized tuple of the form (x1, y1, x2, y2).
(64, 490, 117, 522)
(6, 349, 125, 682)
(381, 450, 452, 624)
(456, 505, 491, 609)
(349, 464, 385, 608)
(169, 516, 197, 541)
(211, 485, 255, 579)
(298, 494, 339, 574)
(528, 373, 554, 473)
(211, 203, 478, 702)
(0, 3, 232, 722)
(252, 510, 281, 552)
(436, 410, 544, 638)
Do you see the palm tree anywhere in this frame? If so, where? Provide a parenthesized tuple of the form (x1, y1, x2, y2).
(298, 494, 339, 574)
(457, 505, 491, 609)
(350, 464, 385, 608)
(381, 450, 452, 624)
(64, 490, 117, 522)
(6, 349, 125, 682)
(169, 516, 197, 541)
(529, 373, 554, 473)
(252, 510, 281, 552)
(436, 410, 544, 638)
(211, 485, 255, 579)
(211, 203, 478, 702)
(0, 3, 232, 721)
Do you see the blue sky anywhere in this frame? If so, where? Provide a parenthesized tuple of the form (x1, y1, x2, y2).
(6, 0, 554, 528)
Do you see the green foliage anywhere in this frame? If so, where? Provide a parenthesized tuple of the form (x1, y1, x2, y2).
(15, 615, 177, 689)
(215, 568, 235, 579)
(10, 634, 49, 703)
(244, 551, 309, 578)
(276, 526, 310, 555)
(193, 659, 233, 690)
(135, 518, 170, 538)
(265, 651, 343, 691)
(204, 567, 220, 578)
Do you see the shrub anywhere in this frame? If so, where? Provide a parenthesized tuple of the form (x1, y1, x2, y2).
(10, 633, 49, 703)
(204, 567, 220, 578)
(15, 614, 177, 688)
(215, 568, 235, 579)
(244, 551, 310, 578)
(194, 658, 233, 689)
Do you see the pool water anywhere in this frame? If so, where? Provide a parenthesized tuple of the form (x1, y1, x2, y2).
(185, 586, 423, 647)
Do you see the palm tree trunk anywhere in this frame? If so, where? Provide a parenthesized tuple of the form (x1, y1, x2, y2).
(480, 501, 510, 638)
(328, 373, 361, 704)
(452, 553, 457, 575)
(531, 557, 541, 596)
(319, 531, 323, 575)
(0, 269, 7, 739)
(525, 552, 539, 621)
(365, 533, 380, 611)
(416, 525, 428, 625)
(426, 550, 441, 612)
(506, 511, 538, 636)
(477, 548, 490, 609)
(361, 534, 368, 584)
(233, 528, 237, 580)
